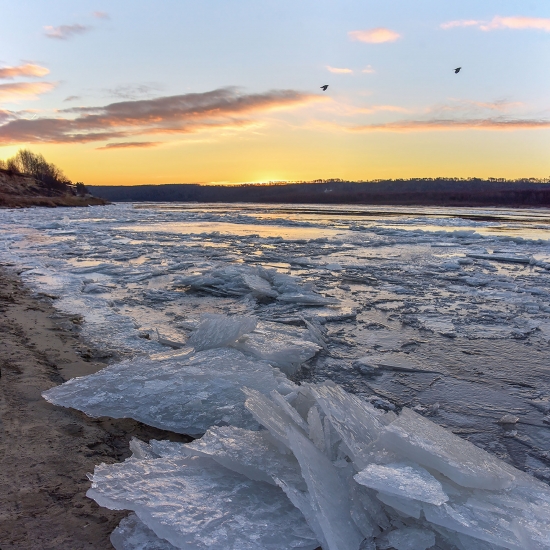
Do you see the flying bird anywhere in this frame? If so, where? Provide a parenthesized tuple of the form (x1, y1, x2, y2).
(454, 67, 461, 74)
(320, 85, 329, 91)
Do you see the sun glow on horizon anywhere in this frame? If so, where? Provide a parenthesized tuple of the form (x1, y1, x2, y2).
(1, 1, 548, 185)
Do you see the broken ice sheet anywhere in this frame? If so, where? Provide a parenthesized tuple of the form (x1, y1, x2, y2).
(232, 321, 321, 375)
(88, 455, 319, 550)
(354, 463, 448, 505)
(287, 426, 366, 550)
(377, 527, 436, 550)
(243, 387, 308, 447)
(111, 513, 178, 550)
(187, 313, 257, 351)
(378, 407, 518, 490)
(309, 382, 387, 470)
(149, 426, 305, 489)
(43, 348, 289, 435)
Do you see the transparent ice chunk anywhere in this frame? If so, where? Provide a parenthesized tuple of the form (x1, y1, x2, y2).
(43, 349, 282, 435)
(111, 513, 178, 550)
(379, 408, 517, 490)
(310, 382, 386, 470)
(243, 387, 307, 446)
(354, 463, 448, 505)
(379, 527, 436, 550)
(287, 427, 365, 550)
(151, 425, 304, 489)
(188, 313, 257, 351)
(88, 455, 319, 550)
(232, 329, 320, 375)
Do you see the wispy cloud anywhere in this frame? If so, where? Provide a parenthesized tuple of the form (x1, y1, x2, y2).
(92, 11, 109, 20)
(348, 28, 401, 44)
(351, 118, 550, 132)
(326, 66, 353, 74)
(0, 82, 56, 102)
(441, 16, 550, 32)
(0, 63, 49, 79)
(63, 95, 81, 102)
(0, 87, 324, 145)
(427, 99, 524, 115)
(362, 65, 376, 74)
(44, 24, 90, 40)
(441, 20, 482, 30)
(97, 141, 159, 150)
(106, 83, 163, 100)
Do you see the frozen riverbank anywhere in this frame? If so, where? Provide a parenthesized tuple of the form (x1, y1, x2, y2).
(1, 202, 550, 548)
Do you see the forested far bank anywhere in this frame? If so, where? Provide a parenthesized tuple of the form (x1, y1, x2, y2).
(90, 178, 550, 208)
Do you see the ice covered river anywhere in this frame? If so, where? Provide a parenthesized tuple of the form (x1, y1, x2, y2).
(1, 202, 550, 549)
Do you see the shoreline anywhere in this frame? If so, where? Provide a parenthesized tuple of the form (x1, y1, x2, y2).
(0, 265, 190, 549)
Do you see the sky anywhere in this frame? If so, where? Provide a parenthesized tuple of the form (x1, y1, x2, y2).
(0, 0, 549, 185)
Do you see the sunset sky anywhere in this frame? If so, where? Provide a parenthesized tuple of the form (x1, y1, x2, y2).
(1, 0, 549, 185)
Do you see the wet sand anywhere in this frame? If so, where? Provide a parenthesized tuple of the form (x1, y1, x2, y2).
(0, 266, 190, 549)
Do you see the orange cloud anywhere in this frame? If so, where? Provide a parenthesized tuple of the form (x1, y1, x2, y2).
(351, 118, 550, 132)
(342, 105, 411, 115)
(44, 24, 90, 39)
(441, 16, 550, 32)
(348, 28, 401, 44)
(0, 82, 55, 102)
(97, 141, 159, 150)
(326, 66, 353, 74)
(0, 63, 49, 79)
(0, 87, 324, 145)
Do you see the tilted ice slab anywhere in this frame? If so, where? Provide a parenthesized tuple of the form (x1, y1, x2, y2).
(188, 313, 257, 351)
(149, 426, 305, 489)
(376, 407, 518, 490)
(88, 455, 319, 550)
(308, 383, 390, 470)
(111, 513, 178, 550)
(354, 463, 448, 505)
(232, 322, 321, 375)
(43, 348, 291, 435)
(377, 527, 436, 550)
(286, 427, 366, 550)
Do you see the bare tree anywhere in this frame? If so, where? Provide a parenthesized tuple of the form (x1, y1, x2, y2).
(4, 149, 72, 190)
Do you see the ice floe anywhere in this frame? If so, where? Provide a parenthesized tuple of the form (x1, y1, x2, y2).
(43, 348, 292, 435)
(86, 381, 550, 549)
(88, 455, 319, 550)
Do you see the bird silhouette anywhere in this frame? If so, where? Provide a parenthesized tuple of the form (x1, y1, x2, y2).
(454, 67, 461, 74)
(320, 85, 329, 91)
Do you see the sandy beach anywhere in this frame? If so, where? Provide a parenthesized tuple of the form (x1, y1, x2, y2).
(0, 266, 190, 549)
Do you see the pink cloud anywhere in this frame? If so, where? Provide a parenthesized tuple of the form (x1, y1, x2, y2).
(97, 141, 159, 150)
(0, 82, 55, 102)
(362, 65, 376, 74)
(0, 87, 324, 145)
(326, 66, 353, 74)
(351, 118, 550, 132)
(0, 63, 49, 79)
(44, 24, 90, 40)
(441, 16, 550, 32)
(92, 11, 109, 19)
(348, 28, 401, 44)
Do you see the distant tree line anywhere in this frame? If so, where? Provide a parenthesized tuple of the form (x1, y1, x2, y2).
(90, 177, 550, 207)
(0, 149, 89, 196)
